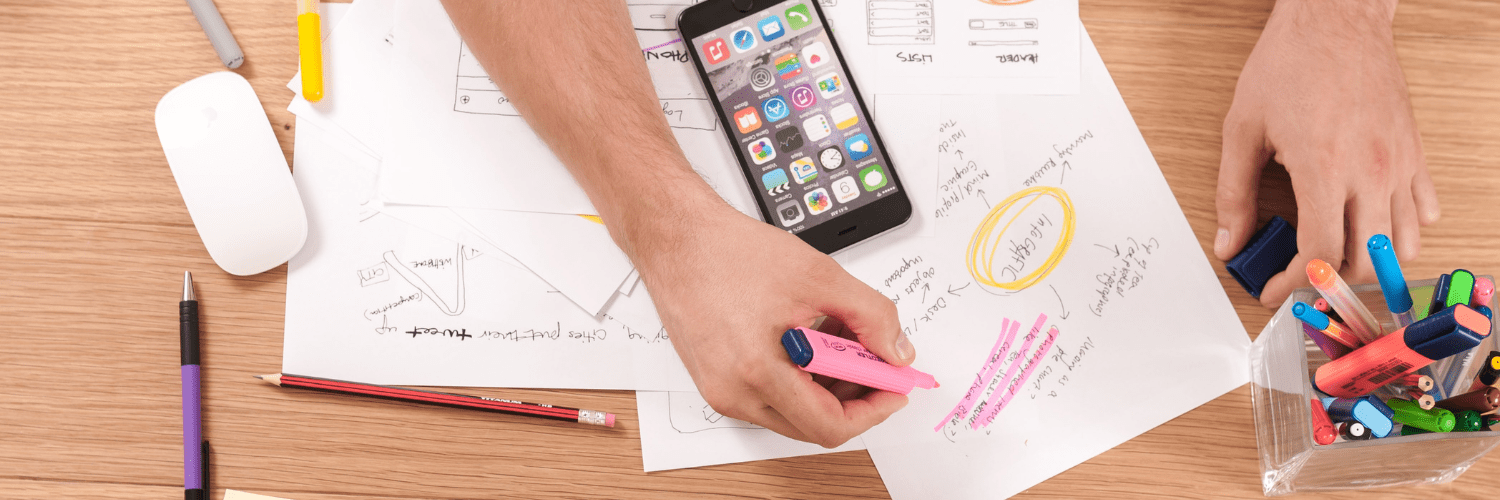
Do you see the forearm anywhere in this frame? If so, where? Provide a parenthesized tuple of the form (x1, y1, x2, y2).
(441, 0, 728, 260)
(1272, 0, 1396, 28)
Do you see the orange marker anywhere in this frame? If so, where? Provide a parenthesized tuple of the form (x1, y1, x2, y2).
(1307, 259, 1383, 344)
(1313, 305, 1490, 398)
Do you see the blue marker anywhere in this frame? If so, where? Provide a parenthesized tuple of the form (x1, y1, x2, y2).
(1292, 302, 1361, 348)
(1321, 396, 1395, 438)
(1368, 235, 1415, 328)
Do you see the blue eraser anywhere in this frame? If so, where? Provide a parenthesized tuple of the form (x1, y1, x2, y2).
(1225, 216, 1298, 298)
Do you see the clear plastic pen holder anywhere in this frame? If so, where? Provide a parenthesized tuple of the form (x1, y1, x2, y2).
(1250, 277, 1500, 496)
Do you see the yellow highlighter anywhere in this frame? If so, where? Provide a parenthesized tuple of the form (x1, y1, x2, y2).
(297, 0, 323, 101)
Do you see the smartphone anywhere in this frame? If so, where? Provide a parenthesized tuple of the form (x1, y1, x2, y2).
(679, 0, 911, 254)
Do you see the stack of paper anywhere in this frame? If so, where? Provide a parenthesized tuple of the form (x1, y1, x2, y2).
(283, 1, 1251, 498)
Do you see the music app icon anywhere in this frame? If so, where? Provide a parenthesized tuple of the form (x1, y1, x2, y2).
(703, 38, 729, 64)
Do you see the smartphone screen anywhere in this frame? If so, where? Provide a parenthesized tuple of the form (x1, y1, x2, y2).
(687, 1, 904, 239)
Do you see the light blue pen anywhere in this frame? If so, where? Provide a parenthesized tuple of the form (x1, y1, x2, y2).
(1368, 235, 1415, 328)
(1369, 235, 1447, 397)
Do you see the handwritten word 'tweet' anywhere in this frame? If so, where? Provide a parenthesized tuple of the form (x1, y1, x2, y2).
(407, 327, 472, 341)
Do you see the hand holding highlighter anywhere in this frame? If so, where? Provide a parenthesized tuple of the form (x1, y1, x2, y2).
(781, 327, 937, 395)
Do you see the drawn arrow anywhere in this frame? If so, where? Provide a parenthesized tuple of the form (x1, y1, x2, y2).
(978, 189, 991, 209)
(1049, 284, 1071, 320)
(948, 282, 970, 297)
(1093, 243, 1120, 258)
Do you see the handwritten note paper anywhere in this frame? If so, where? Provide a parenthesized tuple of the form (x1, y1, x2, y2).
(856, 29, 1250, 500)
(632, 94, 941, 470)
(283, 119, 693, 391)
(635, 391, 865, 471)
(823, 0, 1081, 95)
(376, 0, 755, 216)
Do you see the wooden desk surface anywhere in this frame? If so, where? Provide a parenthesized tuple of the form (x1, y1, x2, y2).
(2, 0, 1498, 498)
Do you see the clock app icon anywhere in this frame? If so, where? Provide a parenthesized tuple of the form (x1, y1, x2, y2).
(818, 146, 845, 171)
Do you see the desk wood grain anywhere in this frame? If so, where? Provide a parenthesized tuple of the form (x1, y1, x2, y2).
(1, 0, 1498, 498)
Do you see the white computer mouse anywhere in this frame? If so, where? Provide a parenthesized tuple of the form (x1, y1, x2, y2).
(156, 71, 308, 276)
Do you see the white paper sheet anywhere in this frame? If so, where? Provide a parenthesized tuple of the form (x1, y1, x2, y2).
(376, 205, 634, 316)
(823, 0, 1080, 95)
(636, 391, 866, 472)
(858, 29, 1250, 500)
(286, 0, 394, 160)
(376, 0, 756, 215)
(283, 118, 694, 391)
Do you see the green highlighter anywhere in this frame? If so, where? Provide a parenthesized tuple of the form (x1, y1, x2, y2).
(1410, 286, 1435, 321)
(1388, 398, 1455, 433)
(1448, 270, 1476, 309)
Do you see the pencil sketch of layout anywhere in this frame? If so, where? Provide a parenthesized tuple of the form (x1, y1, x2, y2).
(359, 242, 473, 320)
(452, 1, 718, 131)
(667, 391, 764, 433)
(867, 0, 934, 45)
(968, 18, 1037, 47)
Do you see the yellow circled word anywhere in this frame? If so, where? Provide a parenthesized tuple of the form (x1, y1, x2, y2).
(965, 186, 1076, 291)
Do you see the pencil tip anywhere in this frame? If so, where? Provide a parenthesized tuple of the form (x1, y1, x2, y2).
(183, 271, 196, 301)
(253, 375, 264, 380)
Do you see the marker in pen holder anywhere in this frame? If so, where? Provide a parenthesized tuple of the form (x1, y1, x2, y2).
(1250, 277, 1500, 496)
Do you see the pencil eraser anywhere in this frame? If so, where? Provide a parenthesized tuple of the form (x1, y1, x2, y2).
(606, 413, 616, 428)
(1225, 216, 1298, 298)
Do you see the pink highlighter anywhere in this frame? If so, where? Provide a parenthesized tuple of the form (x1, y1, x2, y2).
(781, 327, 938, 395)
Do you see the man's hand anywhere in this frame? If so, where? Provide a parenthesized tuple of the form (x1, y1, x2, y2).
(441, 0, 912, 447)
(629, 197, 912, 448)
(1215, 0, 1439, 307)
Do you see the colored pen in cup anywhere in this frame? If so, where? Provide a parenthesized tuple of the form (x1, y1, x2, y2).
(1367, 235, 1414, 329)
(1292, 301, 1362, 348)
(1310, 399, 1337, 445)
(1403, 388, 1436, 410)
(1313, 298, 1343, 323)
(1307, 259, 1383, 344)
(1475, 277, 1495, 309)
(1399, 373, 1435, 392)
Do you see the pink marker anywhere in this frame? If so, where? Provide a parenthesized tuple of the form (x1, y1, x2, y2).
(781, 327, 937, 395)
(1476, 277, 1495, 308)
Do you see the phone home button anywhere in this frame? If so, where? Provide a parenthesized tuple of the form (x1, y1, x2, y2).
(732, 0, 755, 13)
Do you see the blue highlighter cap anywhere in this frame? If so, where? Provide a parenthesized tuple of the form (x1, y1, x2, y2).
(1406, 304, 1489, 359)
(1293, 301, 1331, 330)
(1322, 396, 1395, 438)
(1367, 235, 1413, 314)
(1226, 216, 1298, 298)
(781, 328, 814, 367)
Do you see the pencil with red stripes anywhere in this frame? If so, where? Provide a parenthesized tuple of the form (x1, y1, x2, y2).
(256, 373, 615, 427)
